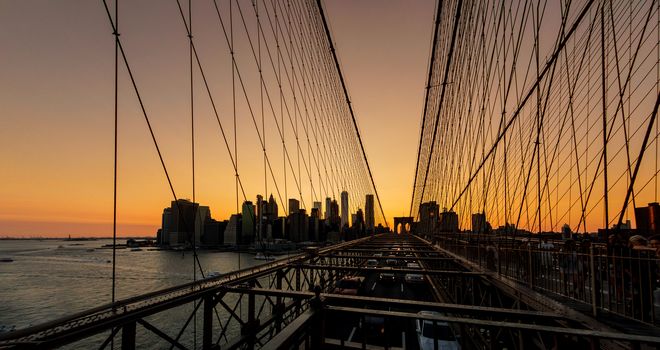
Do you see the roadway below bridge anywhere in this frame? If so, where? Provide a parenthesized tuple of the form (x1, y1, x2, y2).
(322, 240, 437, 350)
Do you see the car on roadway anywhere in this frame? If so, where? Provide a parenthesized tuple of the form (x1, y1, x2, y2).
(379, 272, 397, 284)
(334, 276, 364, 295)
(406, 262, 421, 269)
(404, 273, 425, 284)
(385, 258, 398, 267)
(416, 311, 460, 350)
(366, 259, 379, 267)
(373, 253, 383, 258)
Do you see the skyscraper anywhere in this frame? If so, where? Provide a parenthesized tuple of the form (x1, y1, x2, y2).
(340, 191, 349, 231)
(324, 197, 332, 220)
(194, 206, 210, 245)
(365, 194, 375, 232)
(171, 199, 198, 245)
(242, 201, 255, 243)
(288, 198, 300, 214)
(330, 199, 340, 227)
(313, 201, 322, 213)
(288, 209, 308, 242)
(266, 194, 278, 221)
(256, 195, 263, 241)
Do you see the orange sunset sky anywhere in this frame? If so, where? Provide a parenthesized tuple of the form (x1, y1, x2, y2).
(3, 1, 658, 237)
(0, 0, 435, 237)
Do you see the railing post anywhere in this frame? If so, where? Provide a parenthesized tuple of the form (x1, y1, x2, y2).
(527, 245, 534, 288)
(589, 245, 598, 316)
(310, 285, 324, 349)
(296, 267, 301, 291)
(203, 294, 214, 350)
(497, 245, 501, 275)
(121, 321, 136, 350)
(274, 269, 284, 331)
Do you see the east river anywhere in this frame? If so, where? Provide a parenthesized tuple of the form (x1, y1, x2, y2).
(0, 239, 275, 349)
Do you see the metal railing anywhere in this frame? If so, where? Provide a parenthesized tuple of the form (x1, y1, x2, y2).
(435, 234, 659, 325)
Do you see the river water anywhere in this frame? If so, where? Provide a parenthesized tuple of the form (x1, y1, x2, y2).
(0, 239, 275, 349)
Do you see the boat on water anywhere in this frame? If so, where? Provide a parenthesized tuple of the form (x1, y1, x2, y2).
(254, 252, 275, 261)
(206, 271, 222, 279)
(0, 258, 14, 263)
(130, 247, 142, 252)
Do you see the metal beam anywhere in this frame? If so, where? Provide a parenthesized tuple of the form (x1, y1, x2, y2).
(325, 306, 660, 344)
(224, 287, 567, 321)
(295, 264, 479, 276)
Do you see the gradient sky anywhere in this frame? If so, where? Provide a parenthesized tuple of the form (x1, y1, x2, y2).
(0, 0, 435, 237)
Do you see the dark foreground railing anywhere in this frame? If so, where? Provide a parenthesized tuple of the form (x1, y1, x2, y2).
(434, 233, 660, 326)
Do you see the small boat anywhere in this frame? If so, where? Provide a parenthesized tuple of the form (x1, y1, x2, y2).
(130, 247, 142, 252)
(254, 252, 275, 261)
(206, 271, 222, 279)
(0, 258, 13, 263)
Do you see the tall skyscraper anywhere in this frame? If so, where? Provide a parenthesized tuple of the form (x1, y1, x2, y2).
(256, 195, 263, 241)
(330, 199, 340, 227)
(313, 201, 322, 213)
(194, 206, 210, 245)
(266, 194, 278, 221)
(171, 199, 199, 245)
(288, 198, 300, 214)
(324, 197, 332, 219)
(288, 209, 308, 242)
(242, 201, 255, 243)
(365, 194, 375, 232)
(340, 191, 349, 231)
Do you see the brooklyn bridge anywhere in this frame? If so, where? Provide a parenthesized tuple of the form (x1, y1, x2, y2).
(1, 0, 660, 349)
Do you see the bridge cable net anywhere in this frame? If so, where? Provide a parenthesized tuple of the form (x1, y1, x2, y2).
(97, 0, 390, 347)
(101, 0, 388, 273)
(410, 0, 660, 235)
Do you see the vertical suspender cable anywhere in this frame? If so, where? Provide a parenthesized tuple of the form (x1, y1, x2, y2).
(601, 5, 609, 234)
(187, 0, 197, 347)
(111, 0, 119, 309)
(231, 0, 240, 271)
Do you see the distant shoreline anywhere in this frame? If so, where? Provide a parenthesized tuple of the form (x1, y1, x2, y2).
(0, 236, 155, 240)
